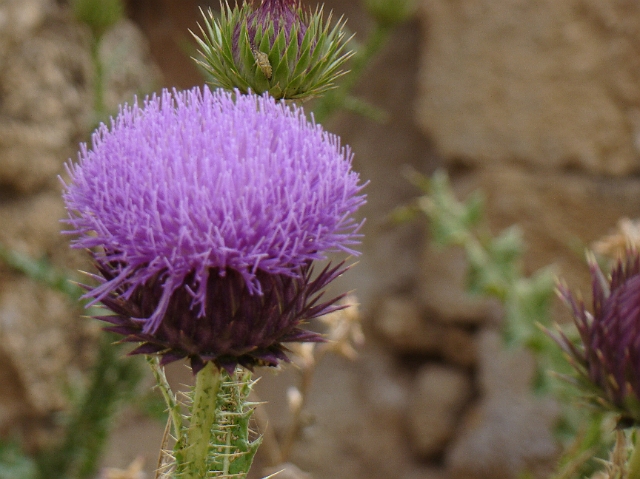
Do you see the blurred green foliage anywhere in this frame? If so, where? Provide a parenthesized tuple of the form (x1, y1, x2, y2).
(36, 333, 143, 479)
(0, 245, 145, 479)
(70, 0, 124, 40)
(0, 245, 83, 300)
(364, 0, 416, 29)
(71, 0, 126, 124)
(0, 443, 37, 479)
(0, 5, 141, 476)
(404, 168, 613, 478)
(409, 170, 557, 353)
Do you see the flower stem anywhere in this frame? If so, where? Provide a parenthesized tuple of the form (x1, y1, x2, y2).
(629, 429, 640, 479)
(148, 361, 260, 477)
(214, 369, 262, 477)
(180, 362, 222, 479)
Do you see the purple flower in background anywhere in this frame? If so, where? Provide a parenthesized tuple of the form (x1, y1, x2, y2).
(555, 251, 640, 424)
(62, 86, 365, 373)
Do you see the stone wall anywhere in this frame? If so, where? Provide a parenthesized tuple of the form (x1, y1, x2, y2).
(2, 0, 640, 478)
(0, 0, 159, 455)
(402, 0, 640, 478)
(0, 0, 94, 450)
(291, 0, 640, 478)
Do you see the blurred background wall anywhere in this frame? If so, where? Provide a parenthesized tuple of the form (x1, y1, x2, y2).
(2, 1, 640, 478)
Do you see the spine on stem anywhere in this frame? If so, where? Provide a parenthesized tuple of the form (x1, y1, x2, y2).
(172, 364, 261, 478)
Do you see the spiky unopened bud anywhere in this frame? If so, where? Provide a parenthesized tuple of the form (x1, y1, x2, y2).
(192, 1, 353, 100)
(552, 251, 640, 425)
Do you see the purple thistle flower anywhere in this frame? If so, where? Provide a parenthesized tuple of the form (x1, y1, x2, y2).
(62, 86, 365, 373)
(554, 251, 640, 424)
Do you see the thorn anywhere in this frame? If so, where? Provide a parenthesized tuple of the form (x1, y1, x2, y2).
(261, 469, 285, 479)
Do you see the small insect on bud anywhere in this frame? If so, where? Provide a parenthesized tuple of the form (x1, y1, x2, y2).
(253, 49, 272, 79)
(193, 2, 353, 100)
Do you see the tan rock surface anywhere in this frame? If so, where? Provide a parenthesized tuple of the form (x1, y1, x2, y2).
(0, 5, 92, 193)
(0, 0, 50, 43)
(373, 296, 441, 353)
(373, 295, 478, 367)
(408, 364, 473, 457)
(448, 165, 640, 294)
(0, 276, 79, 415)
(99, 19, 162, 113)
(417, 0, 640, 175)
(419, 244, 502, 326)
(0, 1, 93, 437)
(446, 330, 559, 479)
(0, 0, 160, 452)
(253, 351, 415, 479)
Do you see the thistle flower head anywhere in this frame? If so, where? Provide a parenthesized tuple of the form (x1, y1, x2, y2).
(62, 86, 366, 373)
(192, 1, 352, 100)
(553, 250, 640, 424)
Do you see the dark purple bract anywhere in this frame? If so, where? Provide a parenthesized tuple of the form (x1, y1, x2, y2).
(556, 252, 640, 423)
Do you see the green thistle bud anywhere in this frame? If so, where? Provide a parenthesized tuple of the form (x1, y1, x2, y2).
(192, 0, 353, 100)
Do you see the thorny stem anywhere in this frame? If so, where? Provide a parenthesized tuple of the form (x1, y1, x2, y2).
(181, 362, 222, 479)
(148, 361, 259, 478)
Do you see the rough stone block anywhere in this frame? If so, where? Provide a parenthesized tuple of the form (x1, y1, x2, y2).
(417, 0, 640, 175)
(408, 364, 473, 458)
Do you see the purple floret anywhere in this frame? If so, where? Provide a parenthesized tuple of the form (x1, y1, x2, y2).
(62, 87, 365, 371)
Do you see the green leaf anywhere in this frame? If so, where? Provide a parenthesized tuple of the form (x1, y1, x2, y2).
(268, 29, 288, 79)
(0, 244, 83, 301)
(285, 24, 300, 70)
(272, 26, 287, 56)
(491, 226, 524, 266)
(258, 24, 271, 52)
